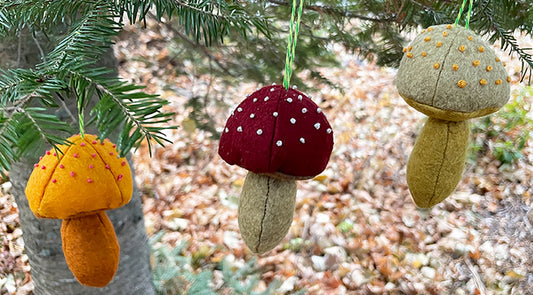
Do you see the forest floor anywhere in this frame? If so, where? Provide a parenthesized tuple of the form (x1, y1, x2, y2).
(2, 19, 533, 294)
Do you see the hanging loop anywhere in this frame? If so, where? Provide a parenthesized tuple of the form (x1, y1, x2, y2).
(283, 0, 305, 90)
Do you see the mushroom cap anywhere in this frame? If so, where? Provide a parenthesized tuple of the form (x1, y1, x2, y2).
(218, 85, 334, 179)
(396, 24, 510, 121)
(25, 134, 133, 219)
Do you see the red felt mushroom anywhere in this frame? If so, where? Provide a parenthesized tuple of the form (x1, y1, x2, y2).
(219, 84, 333, 253)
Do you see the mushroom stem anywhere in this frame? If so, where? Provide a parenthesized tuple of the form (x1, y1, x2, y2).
(407, 117, 470, 208)
(61, 211, 120, 287)
(238, 172, 297, 254)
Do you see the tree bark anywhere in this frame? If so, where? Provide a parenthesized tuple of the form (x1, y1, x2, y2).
(2, 31, 155, 294)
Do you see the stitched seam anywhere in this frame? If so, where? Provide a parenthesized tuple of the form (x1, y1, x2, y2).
(431, 32, 459, 105)
(256, 177, 271, 253)
(428, 121, 450, 206)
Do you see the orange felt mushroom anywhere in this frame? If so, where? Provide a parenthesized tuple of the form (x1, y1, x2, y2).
(25, 134, 133, 287)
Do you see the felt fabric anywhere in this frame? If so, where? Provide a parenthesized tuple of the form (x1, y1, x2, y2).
(218, 85, 334, 179)
(396, 24, 510, 119)
(406, 118, 470, 208)
(402, 97, 501, 122)
(238, 172, 296, 254)
(61, 212, 120, 287)
(25, 134, 133, 219)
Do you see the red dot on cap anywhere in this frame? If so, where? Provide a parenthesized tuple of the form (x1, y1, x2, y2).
(105, 164, 110, 169)
(89, 165, 94, 169)
(73, 153, 79, 158)
(70, 171, 75, 177)
(109, 152, 114, 156)
(87, 178, 93, 183)
(80, 142, 86, 147)
(92, 140, 97, 144)
(91, 153, 96, 157)
(117, 174, 123, 181)
(121, 161, 126, 166)
(52, 179, 57, 183)
(46, 151, 51, 155)
(34, 164, 39, 167)
(41, 165, 46, 169)
(59, 164, 65, 169)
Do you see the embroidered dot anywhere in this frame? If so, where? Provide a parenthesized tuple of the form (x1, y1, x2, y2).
(272, 82, 276, 85)
(424, 36, 431, 42)
(52, 179, 57, 183)
(89, 165, 94, 169)
(109, 152, 114, 156)
(406, 52, 413, 58)
(446, 24, 453, 29)
(249, 113, 255, 119)
(403, 47, 407, 53)
(486, 65, 493, 72)
(314, 123, 321, 130)
(290, 118, 296, 124)
(453, 64, 459, 71)
(53, 153, 57, 157)
(442, 31, 448, 37)
(457, 80, 467, 88)
(237, 126, 243, 132)
(472, 60, 480, 67)
(302, 108, 308, 113)
(408, 46, 412, 51)
(480, 79, 487, 85)
(92, 140, 97, 144)
(246, 93, 250, 97)
(421, 52, 427, 57)
(91, 153, 96, 158)
(73, 153, 79, 158)
(270, 88, 275, 92)
(317, 108, 322, 113)
(507, 76, 512, 83)
(459, 45, 466, 52)
(468, 36, 473, 41)
(41, 165, 46, 169)
(436, 42, 443, 47)
(59, 164, 65, 169)
(105, 164, 110, 169)
(478, 46, 484, 52)
(80, 142, 86, 147)
(253, 98, 257, 103)
(46, 151, 51, 155)
(87, 178, 93, 183)
(298, 95, 303, 100)
(70, 171, 75, 177)
(300, 137, 305, 144)
(276, 140, 283, 147)
(427, 27, 433, 32)
(287, 98, 293, 103)
(117, 174, 123, 181)
(503, 62, 506, 67)
(225, 128, 229, 133)
(495, 57, 500, 62)
(39, 156, 42, 160)
(273, 112, 278, 117)
(327, 128, 332, 134)
(34, 164, 39, 167)
(113, 144, 116, 148)
(121, 161, 126, 166)
(237, 107, 242, 112)
(264, 96, 269, 102)
(421, 29, 426, 33)
(433, 63, 440, 70)
(256, 129, 263, 135)
(495, 79, 502, 85)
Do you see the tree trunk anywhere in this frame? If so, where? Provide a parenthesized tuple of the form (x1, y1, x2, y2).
(2, 31, 155, 294)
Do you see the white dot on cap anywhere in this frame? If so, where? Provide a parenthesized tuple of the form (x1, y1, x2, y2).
(272, 82, 276, 85)
(276, 140, 283, 147)
(250, 113, 255, 119)
(300, 137, 305, 144)
(292, 85, 297, 89)
(287, 98, 293, 103)
(314, 123, 321, 130)
(298, 95, 303, 100)
(257, 129, 263, 135)
(270, 88, 275, 92)
(225, 128, 229, 133)
(246, 93, 250, 97)
(264, 96, 269, 102)
(237, 126, 243, 132)
(253, 98, 257, 103)
(302, 108, 307, 113)
(327, 128, 332, 134)
(237, 107, 242, 112)
(317, 108, 322, 113)
(273, 112, 278, 117)
(290, 118, 296, 124)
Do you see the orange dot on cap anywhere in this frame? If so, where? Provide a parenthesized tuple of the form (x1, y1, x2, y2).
(442, 31, 448, 37)
(424, 36, 431, 42)
(468, 36, 474, 41)
(459, 45, 466, 52)
(421, 52, 427, 57)
(403, 47, 407, 53)
(433, 63, 440, 69)
(495, 57, 501, 62)
(486, 65, 493, 72)
(427, 27, 434, 32)
(507, 76, 512, 82)
(446, 24, 453, 29)
(436, 42, 443, 47)
(406, 52, 413, 58)
(453, 64, 459, 71)
(408, 46, 412, 51)
(478, 46, 485, 52)
(421, 29, 426, 33)
(480, 79, 487, 85)
(472, 60, 480, 67)
(495, 79, 502, 85)
(457, 80, 467, 88)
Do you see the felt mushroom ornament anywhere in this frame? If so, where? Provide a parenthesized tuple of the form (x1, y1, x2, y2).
(25, 134, 132, 287)
(396, 24, 510, 208)
(219, 84, 333, 253)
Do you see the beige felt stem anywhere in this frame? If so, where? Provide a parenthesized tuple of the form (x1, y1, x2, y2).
(238, 172, 297, 254)
(407, 117, 470, 208)
(61, 211, 120, 287)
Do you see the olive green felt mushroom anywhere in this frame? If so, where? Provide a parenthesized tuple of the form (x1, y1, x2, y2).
(396, 24, 511, 208)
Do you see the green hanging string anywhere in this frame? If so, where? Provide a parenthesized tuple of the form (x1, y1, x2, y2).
(283, 0, 304, 90)
(455, 0, 474, 29)
(78, 98, 85, 138)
